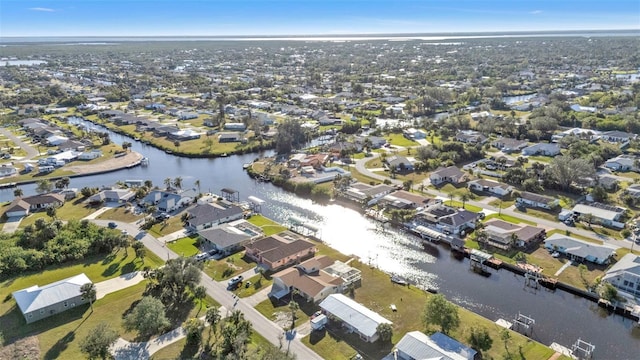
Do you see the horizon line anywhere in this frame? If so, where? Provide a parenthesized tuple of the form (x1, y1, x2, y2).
(2, 28, 639, 39)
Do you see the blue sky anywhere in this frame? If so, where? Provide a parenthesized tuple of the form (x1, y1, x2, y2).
(1, 0, 639, 37)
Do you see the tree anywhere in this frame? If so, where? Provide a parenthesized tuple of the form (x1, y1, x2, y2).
(467, 326, 493, 354)
(376, 322, 393, 342)
(135, 246, 146, 263)
(422, 294, 460, 334)
(81, 186, 95, 198)
(194, 179, 201, 194)
(13, 187, 23, 197)
(35, 179, 53, 194)
(184, 317, 205, 346)
(174, 140, 180, 150)
(459, 191, 470, 209)
(173, 176, 183, 190)
(46, 206, 57, 219)
(79, 322, 119, 360)
(545, 156, 595, 190)
(122, 141, 132, 152)
(147, 257, 202, 308)
(55, 177, 70, 190)
(193, 285, 207, 312)
(164, 177, 172, 190)
(205, 306, 222, 343)
(80, 282, 97, 311)
(500, 328, 511, 354)
(600, 283, 619, 302)
(123, 296, 169, 337)
(288, 300, 299, 330)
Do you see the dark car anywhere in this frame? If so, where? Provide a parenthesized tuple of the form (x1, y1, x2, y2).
(108, 222, 118, 229)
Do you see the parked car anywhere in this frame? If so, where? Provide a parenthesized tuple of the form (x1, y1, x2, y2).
(228, 275, 244, 288)
(195, 253, 208, 261)
(108, 222, 118, 229)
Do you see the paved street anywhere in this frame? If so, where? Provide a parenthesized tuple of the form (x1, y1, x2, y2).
(0, 127, 40, 161)
(90, 219, 322, 360)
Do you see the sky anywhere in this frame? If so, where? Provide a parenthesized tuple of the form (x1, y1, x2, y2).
(1, 0, 639, 37)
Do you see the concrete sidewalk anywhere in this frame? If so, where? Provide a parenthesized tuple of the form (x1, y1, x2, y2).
(158, 229, 190, 243)
(95, 271, 145, 300)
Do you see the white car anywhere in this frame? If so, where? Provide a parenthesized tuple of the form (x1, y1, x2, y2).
(228, 275, 244, 288)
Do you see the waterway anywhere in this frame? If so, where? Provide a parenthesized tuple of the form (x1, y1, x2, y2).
(2, 119, 639, 359)
(502, 93, 537, 105)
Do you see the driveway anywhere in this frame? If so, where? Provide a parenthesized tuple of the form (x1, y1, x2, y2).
(2, 216, 23, 233)
(95, 271, 145, 300)
(0, 128, 40, 160)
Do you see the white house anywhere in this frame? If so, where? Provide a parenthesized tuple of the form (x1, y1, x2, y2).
(468, 179, 512, 197)
(602, 254, 640, 297)
(0, 164, 17, 177)
(319, 294, 392, 343)
(604, 155, 637, 172)
(4, 198, 30, 217)
(394, 331, 476, 360)
(78, 150, 102, 160)
(46, 135, 70, 146)
(516, 191, 558, 209)
(522, 143, 560, 156)
(572, 203, 626, 229)
(544, 234, 615, 265)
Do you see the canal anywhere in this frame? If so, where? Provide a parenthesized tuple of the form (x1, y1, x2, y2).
(2, 119, 638, 358)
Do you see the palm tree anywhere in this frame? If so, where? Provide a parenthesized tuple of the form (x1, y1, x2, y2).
(205, 306, 221, 345)
(13, 187, 23, 198)
(80, 283, 97, 312)
(173, 176, 183, 190)
(459, 192, 470, 210)
(193, 285, 207, 313)
(288, 300, 300, 330)
(164, 177, 172, 190)
(194, 179, 201, 195)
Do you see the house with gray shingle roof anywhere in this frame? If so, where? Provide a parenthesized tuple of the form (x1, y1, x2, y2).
(430, 166, 468, 186)
(392, 331, 476, 360)
(12, 273, 91, 324)
(522, 143, 560, 156)
(602, 254, 640, 297)
(543, 233, 615, 265)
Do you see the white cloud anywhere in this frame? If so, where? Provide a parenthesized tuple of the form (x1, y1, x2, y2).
(530, 10, 543, 15)
(29, 7, 55, 12)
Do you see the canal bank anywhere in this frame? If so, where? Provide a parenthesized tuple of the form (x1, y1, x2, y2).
(1, 118, 638, 359)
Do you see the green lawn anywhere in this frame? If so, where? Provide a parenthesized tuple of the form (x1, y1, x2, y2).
(513, 207, 558, 223)
(235, 273, 273, 298)
(148, 216, 185, 237)
(18, 200, 100, 228)
(167, 235, 201, 257)
(96, 207, 145, 223)
(385, 133, 418, 147)
(443, 200, 483, 213)
(483, 213, 537, 225)
(488, 199, 515, 209)
(202, 252, 256, 281)
(246, 214, 287, 236)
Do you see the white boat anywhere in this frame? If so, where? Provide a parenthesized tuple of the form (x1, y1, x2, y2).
(140, 157, 149, 166)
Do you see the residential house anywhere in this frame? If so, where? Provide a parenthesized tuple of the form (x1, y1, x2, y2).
(244, 232, 317, 271)
(342, 183, 396, 204)
(379, 190, 431, 209)
(143, 189, 195, 212)
(602, 254, 640, 297)
(12, 273, 91, 324)
(88, 189, 136, 204)
(218, 132, 243, 143)
(78, 150, 103, 160)
(319, 293, 392, 343)
(4, 198, 30, 217)
(604, 155, 637, 172)
(482, 219, 546, 250)
(393, 331, 476, 360)
(269, 256, 346, 302)
(624, 184, 640, 199)
(521, 143, 561, 156)
(186, 202, 244, 231)
(0, 164, 17, 177)
(601, 130, 637, 143)
(198, 220, 262, 255)
(46, 135, 70, 146)
(356, 135, 387, 149)
(572, 203, 626, 229)
(300, 153, 329, 169)
(385, 155, 414, 172)
(224, 122, 247, 131)
(492, 137, 528, 153)
(169, 129, 201, 141)
(468, 179, 513, 197)
(403, 128, 427, 140)
(416, 204, 480, 236)
(455, 130, 487, 144)
(544, 233, 615, 265)
(516, 192, 559, 210)
(597, 175, 619, 191)
(21, 193, 65, 211)
(57, 139, 86, 152)
(430, 166, 468, 186)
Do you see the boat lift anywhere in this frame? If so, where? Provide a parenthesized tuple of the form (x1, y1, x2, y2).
(289, 216, 321, 239)
(571, 338, 595, 359)
(221, 188, 239, 203)
(247, 196, 264, 213)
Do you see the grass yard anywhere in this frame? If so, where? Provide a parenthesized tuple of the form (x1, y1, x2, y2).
(347, 166, 385, 185)
(1, 282, 146, 360)
(202, 252, 256, 281)
(443, 200, 483, 213)
(235, 273, 273, 298)
(513, 207, 558, 223)
(246, 214, 287, 236)
(148, 216, 185, 237)
(483, 213, 537, 225)
(488, 199, 515, 209)
(527, 247, 604, 290)
(96, 207, 145, 223)
(167, 235, 201, 257)
(17, 200, 99, 228)
(254, 297, 312, 330)
(545, 229, 603, 245)
(0, 246, 164, 316)
(385, 133, 418, 147)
